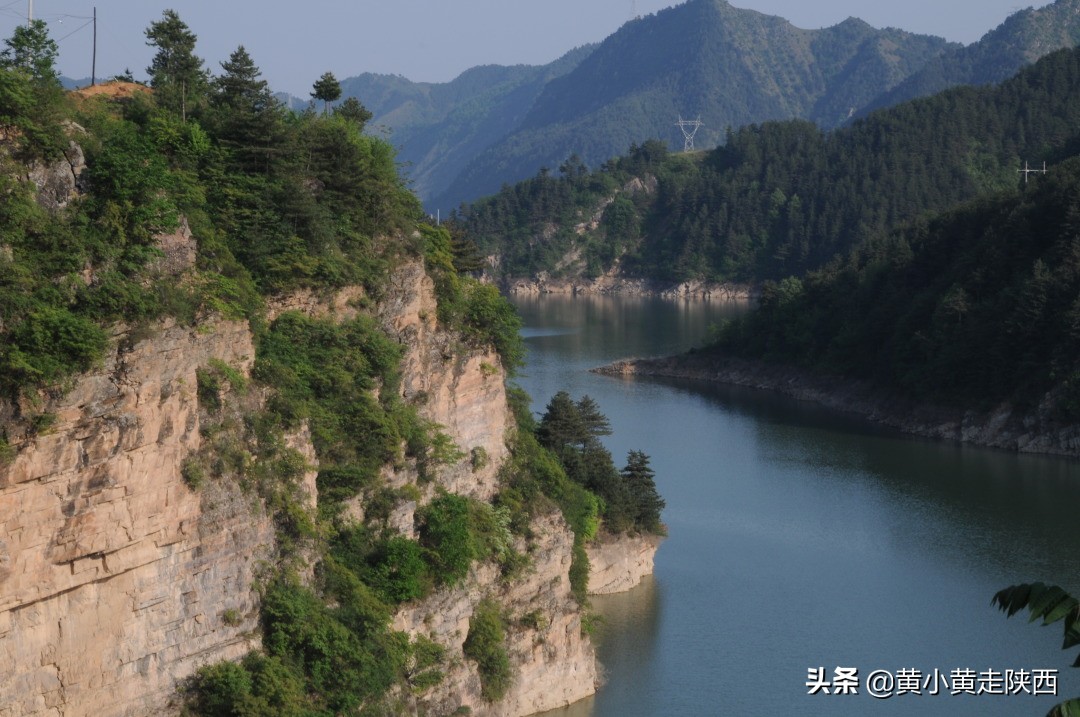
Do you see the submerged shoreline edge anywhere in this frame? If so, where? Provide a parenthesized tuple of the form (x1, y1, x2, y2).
(592, 354, 1080, 459)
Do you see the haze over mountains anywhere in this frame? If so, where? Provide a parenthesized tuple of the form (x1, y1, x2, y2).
(335, 0, 1080, 210)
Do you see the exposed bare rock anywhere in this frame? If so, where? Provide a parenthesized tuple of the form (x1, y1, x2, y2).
(394, 512, 598, 717)
(0, 319, 277, 717)
(586, 530, 663, 595)
(504, 274, 753, 299)
(25, 133, 86, 212)
(379, 260, 512, 503)
(265, 285, 365, 322)
(151, 217, 197, 276)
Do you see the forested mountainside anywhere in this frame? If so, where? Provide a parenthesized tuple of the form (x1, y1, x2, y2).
(864, 0, 1080, 114)
(427, 0, 956, 209)
(347, 0, 1080, 211)
(704, 154, 1080, 416)
(0, 13, 661, 717)
(456, 46, 1080, 285)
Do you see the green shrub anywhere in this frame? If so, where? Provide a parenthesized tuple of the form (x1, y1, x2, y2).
(462, 281, 524, 371)
(188, 661, 252, 717)
(405, 635, 446, 692)
(0, 436, 14, 466)
(463, 599, 512, 702)
(261, 573, 402, 713)
(418, 493, 476, 586)
(180, 457, 205, 490)
(365, 536, 432, 605)
(470, 446, 489, 472)
(3, 307, 108, 389)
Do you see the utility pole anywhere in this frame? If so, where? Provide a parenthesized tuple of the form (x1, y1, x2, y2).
(91, 7, 97, 86)
(675, 116, 704, 152)
(27, 0, 32, 26)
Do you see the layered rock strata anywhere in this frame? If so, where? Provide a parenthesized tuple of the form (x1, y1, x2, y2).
(586, 530, 663, 596)
(0, 320, 275, 717)
(393, 513, 598, 716)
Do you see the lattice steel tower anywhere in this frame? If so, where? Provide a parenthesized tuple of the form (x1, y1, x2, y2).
(676, 116, 704, 152)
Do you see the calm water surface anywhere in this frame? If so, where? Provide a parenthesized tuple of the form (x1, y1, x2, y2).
(512, 294, 1080, 717)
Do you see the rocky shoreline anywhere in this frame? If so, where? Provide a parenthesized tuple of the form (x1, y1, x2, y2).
(594, 354, 1080, 458)
(501, 275, 753, 300)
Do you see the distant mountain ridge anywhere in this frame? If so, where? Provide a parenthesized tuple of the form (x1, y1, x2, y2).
(863, 0, 1080, 114)
(334, 0, 1080, 210)
(340, 47, 594, 202)
(428, 0, 954, 209)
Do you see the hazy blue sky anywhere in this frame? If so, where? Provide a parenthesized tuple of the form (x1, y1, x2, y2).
(0, 0, 1056, 96)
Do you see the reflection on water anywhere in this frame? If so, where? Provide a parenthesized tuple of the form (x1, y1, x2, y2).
(514, 294, 1080, 717)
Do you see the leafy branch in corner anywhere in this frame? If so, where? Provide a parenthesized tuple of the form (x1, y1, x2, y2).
(993, 583, 1080, 717)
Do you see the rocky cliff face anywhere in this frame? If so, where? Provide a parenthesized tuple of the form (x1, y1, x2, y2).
(0, 319, 275, 717)
(0, 252, 656, 717)
(371, 259, 513, 543)
(375, 261, 599, 715)
(586, 531, 662, 596)
(393, 513, 597, 716)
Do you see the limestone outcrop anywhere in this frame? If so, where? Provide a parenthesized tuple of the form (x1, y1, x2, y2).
(586, 530, 663, 596)
(0, 319, 275, 717)
(378, 259, 512, 505)
(503, 274, 752, 299)
(393, 513, 598, 716)
(0, 255, 657, 717)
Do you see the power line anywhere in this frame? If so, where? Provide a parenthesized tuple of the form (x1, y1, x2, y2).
(55, 17, 91, 43)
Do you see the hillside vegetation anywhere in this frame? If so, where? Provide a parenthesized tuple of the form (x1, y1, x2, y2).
(458, 46, 1080, 284)
(338, 0, 1080, 209)
(706, 154, 1080, 416)
(429, 0, 955, 208)
(865, 0, 1080, 113)
(0, 14, 662, 716)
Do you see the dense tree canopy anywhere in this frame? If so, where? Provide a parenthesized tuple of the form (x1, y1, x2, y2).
(537, 391, 665, 534)
(1, 20, 58, 85)
(460, 47, 1080, 284)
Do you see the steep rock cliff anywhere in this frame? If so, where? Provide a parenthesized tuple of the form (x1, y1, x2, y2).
(0, 253, 656, 717)
(586, 530, 662, 596)
(0, 319, 278, 717)
(392, 513, 597, 716)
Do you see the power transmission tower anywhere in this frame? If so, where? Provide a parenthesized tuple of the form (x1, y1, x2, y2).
(675, 116, 704, 152)
(1017, 160, 1048, 185)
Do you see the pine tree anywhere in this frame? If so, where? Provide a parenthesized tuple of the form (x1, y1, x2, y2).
(0, 21, 64, 156)
(575, 395, 612, 441)
(622, 450, 664, 534)
(145, 10, 207, 121)
(311, 71, 342, 116)
(209, 46, 281, 173)
(537, 391, 588, 452)
(333, 97, 372, 129)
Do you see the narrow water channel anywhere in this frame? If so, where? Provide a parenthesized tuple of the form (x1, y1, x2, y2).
(512, 294, 1080, 717)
